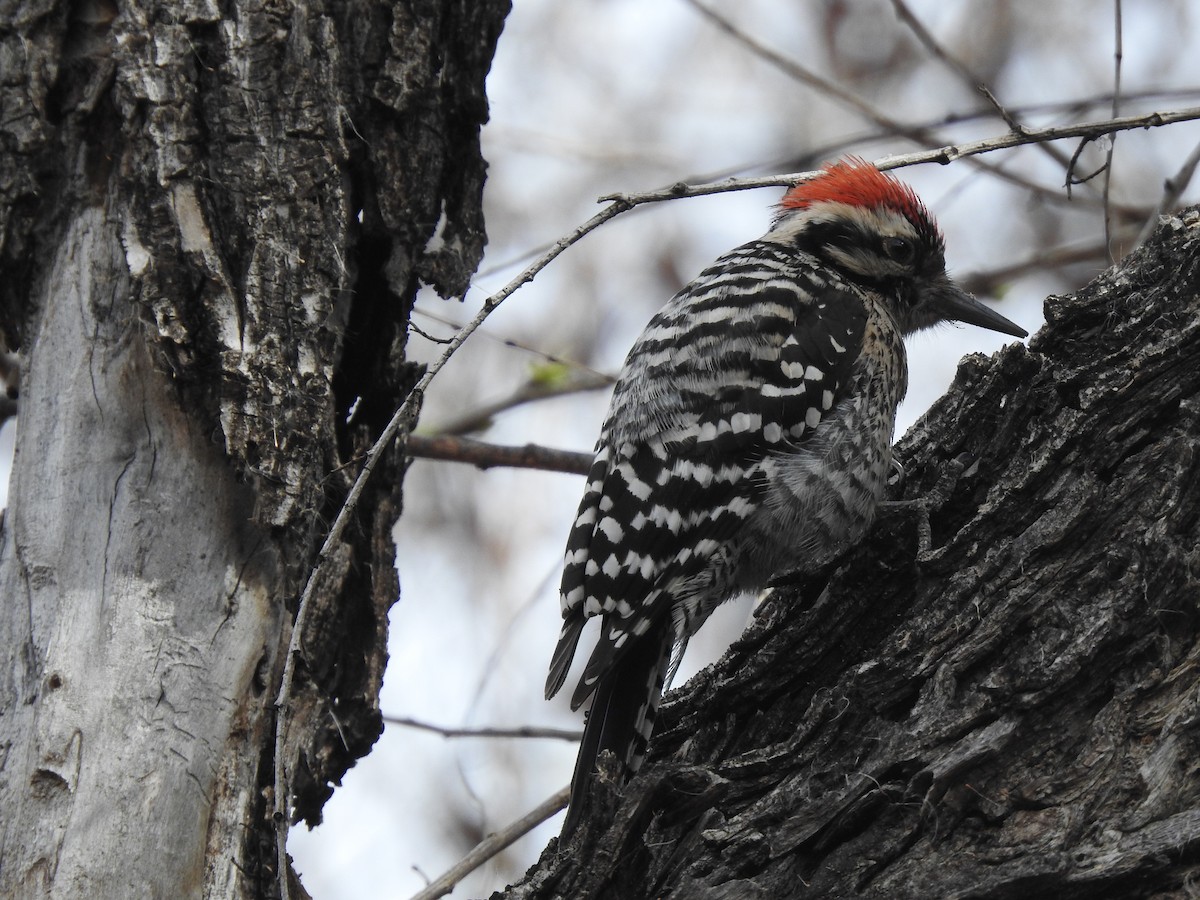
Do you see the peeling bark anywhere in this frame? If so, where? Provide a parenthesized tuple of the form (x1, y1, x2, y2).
(504, 214, 1200, 899)
(0, 1, 508, 897)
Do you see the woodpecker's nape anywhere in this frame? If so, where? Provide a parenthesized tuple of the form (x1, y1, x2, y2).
(549, 157, 1025, 841)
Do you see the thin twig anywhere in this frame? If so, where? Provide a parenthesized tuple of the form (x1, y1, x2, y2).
(385, 714, 582, 741)
(598, 108, 1200, 207)
(482, 91, 1200, 231)
(758, 89, 1200, 221)
(271, 199, 630, 900)
(406, 434, 592, 475)
(483, 94, 1195, 235)
(409, 787, 571, 900)
(684, 0, 908, 138)
(683, 0, 1098, 209)
(958, 227, 1141, 296)
(889, 0, 1079, 178)
(927, 88, 1200, 143)
(1065, 138, 1107, 198)
(464, 93, 1200, 297)
(432, 371, 614, 437)
(1133, 140, 1200, 250)
(1104, 0, 1124, 262)
(413, 305, 614, 384)
(890, 0, 1016, 129)
(409, 320, 455, 345)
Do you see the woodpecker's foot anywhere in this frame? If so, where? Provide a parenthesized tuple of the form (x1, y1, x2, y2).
(767, 552, 851, 594)
(878, 452, 973, 562)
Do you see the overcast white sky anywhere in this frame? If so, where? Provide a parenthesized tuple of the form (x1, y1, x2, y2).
(288, 2, 1200, 897)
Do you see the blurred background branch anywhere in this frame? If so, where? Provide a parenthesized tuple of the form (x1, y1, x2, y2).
(384, 716, 581, 742)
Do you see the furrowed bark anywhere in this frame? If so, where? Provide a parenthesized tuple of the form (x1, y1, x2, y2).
(0, 1, 508, 896)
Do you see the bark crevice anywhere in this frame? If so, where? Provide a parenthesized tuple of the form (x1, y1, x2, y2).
(0, 1, 510, 896)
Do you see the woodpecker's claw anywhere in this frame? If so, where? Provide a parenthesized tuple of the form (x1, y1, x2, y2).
(878, 452, 974, 562)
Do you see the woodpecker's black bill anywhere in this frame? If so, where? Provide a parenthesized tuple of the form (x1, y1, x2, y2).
(936, 282, 1028, 338)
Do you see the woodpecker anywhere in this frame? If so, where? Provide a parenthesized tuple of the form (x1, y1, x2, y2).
(546, 158, 1026, 838)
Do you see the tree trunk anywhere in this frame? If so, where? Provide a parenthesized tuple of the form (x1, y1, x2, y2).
(504, 212, 1200, 899)
(0, 1, 508, 897)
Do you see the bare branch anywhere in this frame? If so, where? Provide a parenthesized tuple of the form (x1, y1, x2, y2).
(1104, 0, 1124, 261)
(1134, 140, 1200, 249)
(384, 714, 582, 741)
(408, 305, 614, 436)
(958, 227, 1141, 296)
(405, 434, 592, 476)
(753, 91, 1200, 222)
(414, 304, 614, 379)
(930, 88, 1200, 134)
(889, 0, 1018, 130)
(889, 0, 1094, 193)
(676, 88, 1200, 188)
(432, 371, 613, 437)
(409, 787, 570, 900)
(599, 108, 1200, 207)
(409, 320, 456, 345)
(682, 0, 1104, 211)
(683, 0, 907, 139)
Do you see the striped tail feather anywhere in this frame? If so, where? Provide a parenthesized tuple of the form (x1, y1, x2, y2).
(545, 616, 585, 701)
(560, 620, 672, 839)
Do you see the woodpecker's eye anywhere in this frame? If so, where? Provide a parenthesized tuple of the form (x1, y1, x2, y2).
(882, 236, 916, 266)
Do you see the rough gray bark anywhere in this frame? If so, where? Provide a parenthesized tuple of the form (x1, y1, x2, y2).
(504, 212, 1200, 900)
(0, 1, 508, 897)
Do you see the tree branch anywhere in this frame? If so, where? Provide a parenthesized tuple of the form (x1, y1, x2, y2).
(888, 0, 1080, 183)
(1104, 0, 1125, 260)
(684, 0, 1114, 207)
(1134, 139, 1200, 249)
(890, 0, 1019, 130)
(411, 788, 570, 900)
(958, 225, 1141, 296)
(432, 371, 613, 437)
(405, 434, 592, 476)
(384, 715, 581, 742)
(599, 107, 1200, 207)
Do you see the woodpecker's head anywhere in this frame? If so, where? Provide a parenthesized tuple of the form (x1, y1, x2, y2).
(771, 158, 1026, 339)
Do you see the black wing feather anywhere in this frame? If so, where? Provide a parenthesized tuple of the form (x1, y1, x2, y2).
(552, 268, 869, 704)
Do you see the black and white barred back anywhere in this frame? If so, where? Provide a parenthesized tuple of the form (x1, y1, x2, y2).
(546, 159, 1026, 838)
